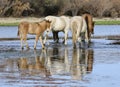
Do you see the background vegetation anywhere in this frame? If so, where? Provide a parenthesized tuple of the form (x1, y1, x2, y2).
(0, 0, 120, 17)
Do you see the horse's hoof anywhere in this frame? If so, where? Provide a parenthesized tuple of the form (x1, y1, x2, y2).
(73, 45, 76, 49)
(21, 47, 24, 50)
(34, 48, 36, 50)
(47, 42, 50, 45)
(55, 40, 59, 43)
(27, 47, 30, 49)
(64, 43, 67, 45)
(27, 47, 30, 50)
(73, 46, 76, 49)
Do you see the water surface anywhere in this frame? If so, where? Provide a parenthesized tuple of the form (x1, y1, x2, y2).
(0, 25, 120, 87)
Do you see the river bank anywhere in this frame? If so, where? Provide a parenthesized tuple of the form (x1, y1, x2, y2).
(0, 17, 120, 26)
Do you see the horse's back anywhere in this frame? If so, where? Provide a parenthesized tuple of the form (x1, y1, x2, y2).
(53, 16, 67, 31)
(82, 14, 93, 22)
(70, 16, 87, 41)
(60, 16, 70, 29)
(71, 16, 83, 24)
(18, 21, 30, 34)
(19, 21, 37, 34)
(45, 16, 66, 31)
(70, 16, 84, 30)
(19, 21, 29, 29)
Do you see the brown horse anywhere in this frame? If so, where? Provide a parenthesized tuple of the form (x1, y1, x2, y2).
(17, 20, 51, 49)
(82, 14, 95, 42)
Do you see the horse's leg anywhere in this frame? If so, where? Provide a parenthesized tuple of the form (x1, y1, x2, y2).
(24, 39, 29, 49)
(44, 30, 50, 45)
(64, 30, 68, 45)
(89, 33, 91, 43)
(55, 31, 59, 43)
(20, 34, 29, 49)
(23, 34, 29, 49)
(85, 30, 90, 47)
(20, 38, 24, 50)
(39, 36, 45, 49)
(53, 31, 59, 43)
(71, 26, 77, 48)
(19, 33, 23, 49)
(44, 34, 47, 44)
(34, 36, 39, 50)
(72, 35, 77, 49)
(52, 31, 56, 42)
(76, 30, 82, 45)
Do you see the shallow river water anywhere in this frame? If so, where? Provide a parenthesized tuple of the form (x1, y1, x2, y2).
(0, 25, 120, 87)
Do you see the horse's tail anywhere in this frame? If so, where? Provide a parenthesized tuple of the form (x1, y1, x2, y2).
(71, 21, 77, 44)
(84, 16, 89, 36)
(82, 18, 89, 43)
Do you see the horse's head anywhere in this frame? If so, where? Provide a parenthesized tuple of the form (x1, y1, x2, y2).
(45, 16, 53, 23)
(44, 19, 52, 32)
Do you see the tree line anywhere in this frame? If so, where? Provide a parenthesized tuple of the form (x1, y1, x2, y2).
(0, 0, 120, 17)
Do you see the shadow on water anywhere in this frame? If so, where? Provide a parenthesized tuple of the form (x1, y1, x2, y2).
(0, 44, 94, 86)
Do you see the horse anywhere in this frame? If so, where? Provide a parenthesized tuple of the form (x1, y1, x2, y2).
(53, 14, 95, 43)
(82, 14, 95, 42)
(17, 20, 51, 50)
(70, 16, 89, 48)
(45, 16, 70, 45)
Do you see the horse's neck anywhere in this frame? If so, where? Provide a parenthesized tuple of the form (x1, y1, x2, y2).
(51, 18, 56, 26)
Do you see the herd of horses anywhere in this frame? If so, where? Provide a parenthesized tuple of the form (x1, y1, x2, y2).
(17, 14, 94, 49)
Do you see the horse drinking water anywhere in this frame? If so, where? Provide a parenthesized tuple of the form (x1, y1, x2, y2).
(82, 14, 95, 42)
(52, 14, 95, 43)
(70, 16, 89, 48)
(17, 20, 51, 49)
(45, 16, 70, 45)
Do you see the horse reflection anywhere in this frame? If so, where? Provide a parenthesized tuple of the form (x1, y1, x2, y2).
(18, 49, 50, 77)
(46, 47, 70, 75)
(71, 48, 94, 80)
(17, 47, 93, 80)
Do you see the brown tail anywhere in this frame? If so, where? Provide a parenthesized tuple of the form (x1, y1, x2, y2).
(84, 16, 90, 40)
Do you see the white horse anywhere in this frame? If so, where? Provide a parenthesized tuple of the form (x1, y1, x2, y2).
(45, 16, 70, 45)
(70, 16, 89, 48)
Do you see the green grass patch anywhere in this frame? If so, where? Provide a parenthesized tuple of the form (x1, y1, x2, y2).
(0, 20, 120, 26)
(95, 20, 120, 25)
(0, 22, 19, 26)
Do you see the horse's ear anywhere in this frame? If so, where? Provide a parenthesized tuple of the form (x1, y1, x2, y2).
(44, 18, 51, 23)
(47, 20, 52, 23)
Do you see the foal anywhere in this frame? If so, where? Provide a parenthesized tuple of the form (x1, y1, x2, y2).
(17, 20, 51, 49)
